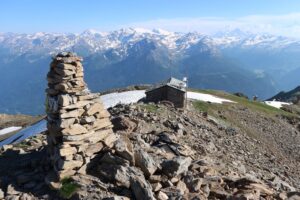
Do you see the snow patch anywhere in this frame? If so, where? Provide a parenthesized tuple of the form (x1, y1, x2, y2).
(264, 101, 292, 109)
(187, 92, 235, 104)
(100, 90, 146, 108)
(0, 126, 22, 136)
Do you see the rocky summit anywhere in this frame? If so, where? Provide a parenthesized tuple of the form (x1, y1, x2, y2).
(0, 53, 300, 200)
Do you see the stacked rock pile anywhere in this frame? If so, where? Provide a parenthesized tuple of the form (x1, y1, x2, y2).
(46, 52, 116, 180)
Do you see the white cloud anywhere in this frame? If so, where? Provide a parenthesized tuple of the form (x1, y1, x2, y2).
(123, 13, 300, 38)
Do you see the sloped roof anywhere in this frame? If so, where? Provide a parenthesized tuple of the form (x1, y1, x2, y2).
(146, 77, 186, 93)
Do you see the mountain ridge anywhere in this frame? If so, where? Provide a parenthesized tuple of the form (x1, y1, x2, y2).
(0, 28, 300, 114)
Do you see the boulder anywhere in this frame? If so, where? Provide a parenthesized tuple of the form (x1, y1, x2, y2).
(115, 136, 134, 164)
(130, 174, 155, 200)
(161, 156, 192, 177)
(98, 162, 133, 188)
(134, 149, 157, 177)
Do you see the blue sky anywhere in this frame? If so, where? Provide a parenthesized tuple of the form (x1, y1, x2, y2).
(1, 0, 300, 37)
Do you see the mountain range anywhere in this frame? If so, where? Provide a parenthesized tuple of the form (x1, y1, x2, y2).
(1, 28, 300, 114)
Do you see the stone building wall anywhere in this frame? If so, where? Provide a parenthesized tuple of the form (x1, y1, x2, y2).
(46, 52, 116, 180)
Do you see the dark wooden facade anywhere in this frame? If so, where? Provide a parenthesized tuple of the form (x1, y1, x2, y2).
(145, 85, 186, 108)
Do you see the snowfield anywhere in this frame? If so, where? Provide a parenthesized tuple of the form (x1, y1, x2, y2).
(0, 126, 22, 136)
(264, 101, 292, 109)
(187, 92, 235, 104)
(101, 90, 146, 108)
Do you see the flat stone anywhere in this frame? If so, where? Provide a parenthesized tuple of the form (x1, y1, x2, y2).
(103, 133, 118, 147)
(134, 149, 157, 177)
(56, 63, 76, 70)
(93, 118, 112, 130)
(149, 175, 161, 183)
(85, 102, 104, 115)
(57, 169, 76, 180)
(95, 109, 111, 119)
(54, 83, 69, 92)
(60, 109, 79, 118)
(57, 159, 83, 170)
(63, 101, 91, 110)
(59, 118, 76, 128)
(86, 129, 112, 144)
(62, 124, 88, 135)
(78, 93, 99, 101)
(84, 142, 104, 156)
(151, 182, 162, 192)
(54, 67, 76, 76)
(59, 146, 77, 156)
(63, 130, 95, 141)
(58, 94, 71, 106)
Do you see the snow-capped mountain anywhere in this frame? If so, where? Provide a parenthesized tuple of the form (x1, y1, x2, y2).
(2, 28, 300, 55)
(0, 28, 300, 114)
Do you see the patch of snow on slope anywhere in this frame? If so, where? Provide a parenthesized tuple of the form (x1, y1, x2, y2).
(264, 101, 292, 109)
(0, 126, 22, 136)
(187, 92, 235, 104)
(100, 90, 146, 108)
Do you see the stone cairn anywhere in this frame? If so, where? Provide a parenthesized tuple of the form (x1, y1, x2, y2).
(46, 52, 116, 181)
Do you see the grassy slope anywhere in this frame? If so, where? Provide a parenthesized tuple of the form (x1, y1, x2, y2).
(190, 89, 299, 142)
(190, 88, 296, 117)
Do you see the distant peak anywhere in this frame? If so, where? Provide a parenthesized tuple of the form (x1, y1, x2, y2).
(152, 28, 172, 35)
(81, 29, 107, 36)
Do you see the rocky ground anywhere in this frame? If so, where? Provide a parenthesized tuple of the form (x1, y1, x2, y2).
(0, 97, 300, 199)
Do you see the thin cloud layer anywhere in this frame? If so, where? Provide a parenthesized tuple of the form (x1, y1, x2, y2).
(125, 13, 300, 38)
